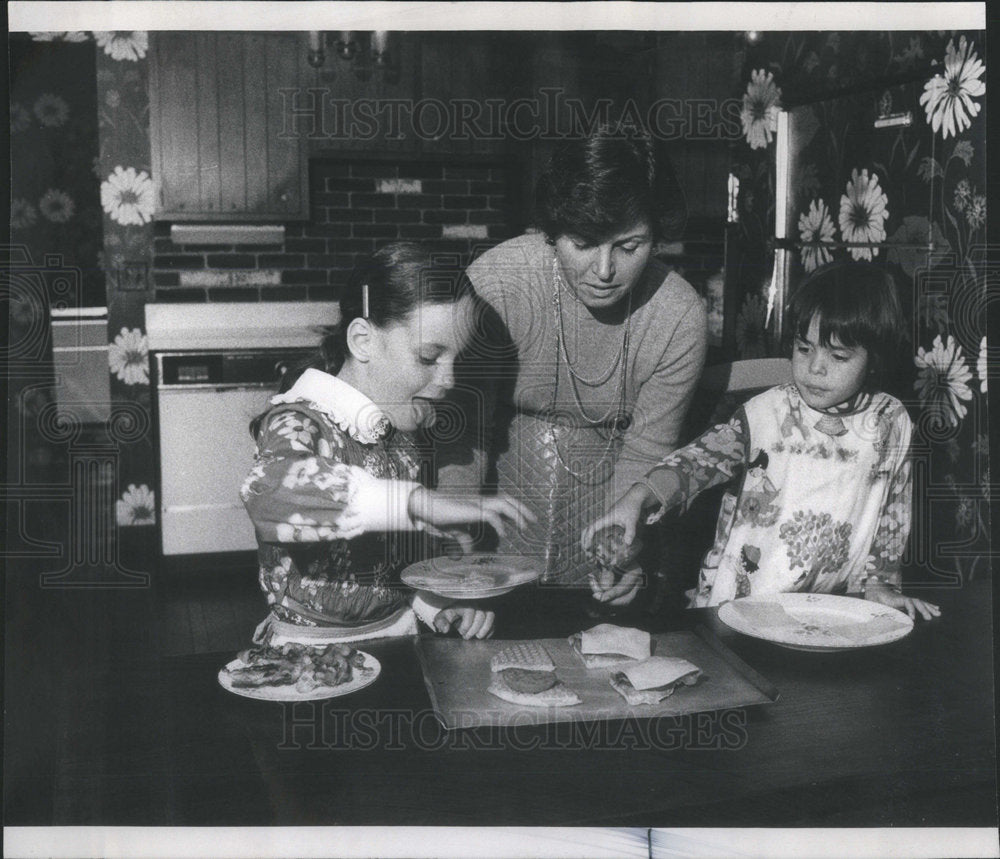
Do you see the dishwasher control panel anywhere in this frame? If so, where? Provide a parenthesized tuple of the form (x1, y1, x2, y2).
(156, 349, 311, 388)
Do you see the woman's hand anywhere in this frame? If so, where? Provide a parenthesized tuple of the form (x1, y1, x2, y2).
(433, 605, 495, 639)
(864, 583, 941, 620)
(588, 565, 643, 606)
(580, 483, 652, 553)
(409, 488, 535, 540)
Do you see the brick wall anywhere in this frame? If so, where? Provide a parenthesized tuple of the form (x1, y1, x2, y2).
(151, 160, 518, 303)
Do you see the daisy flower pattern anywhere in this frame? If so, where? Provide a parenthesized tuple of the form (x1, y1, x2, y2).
(734, 293, 768, 359)
(740, 69, 782, 150)
(33, 93, 69, 127)
(977, 336, 988, 394)
(919, 36, 986, 139)
(798, 199, 836, 272)
(116, 484, 156, 527)
(93, 31, 149, 62)
(268, 412, 320, 453)
(839, 169, 889, 261)
(913, 334, 974, 429)
(101, 167, 155, 226)
(108, 327, 150, 386)
(30, 31, 88, 42)
(38, 189, 75, 223)
(965, 194, 986, 231)
(11, 199, 38, 230)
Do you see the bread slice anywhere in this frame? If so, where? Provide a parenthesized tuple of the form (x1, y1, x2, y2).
(488, 671, 581, 707)
(610, 656, 702, 706)
(490, 641, 555, 673)
(567, 624, 651, 668)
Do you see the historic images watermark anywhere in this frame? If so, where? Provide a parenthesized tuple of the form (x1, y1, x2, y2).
(278, 704, 749, 752)
(279, 87, 744, 144)
(3, 245, 151, 587)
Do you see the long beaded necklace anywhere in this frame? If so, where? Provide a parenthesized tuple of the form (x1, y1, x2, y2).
(550, 255, 632, 483)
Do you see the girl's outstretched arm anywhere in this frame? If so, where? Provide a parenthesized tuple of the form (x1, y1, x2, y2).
(583, 410, 750, 552)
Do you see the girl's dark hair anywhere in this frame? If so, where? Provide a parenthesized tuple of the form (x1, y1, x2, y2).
(747, 450, 769, 471)
(250, 242, 470, 437)
(788, 261, 904, 386)
(534, 124, 686, 243)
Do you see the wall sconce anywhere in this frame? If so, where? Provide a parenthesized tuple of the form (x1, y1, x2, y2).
(307, 31, 396, 77)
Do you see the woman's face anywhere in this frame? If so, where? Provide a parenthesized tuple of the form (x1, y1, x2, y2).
(366, 297, 475, 432)
(792, 315, 871, 411)
(553, 221, 653, 310)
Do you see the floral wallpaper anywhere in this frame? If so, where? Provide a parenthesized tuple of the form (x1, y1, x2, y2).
(10, 31, 157, 538)
(10, 36, 104, 305)
(729, 30, 989, 582)
(94, 31, 157, 529)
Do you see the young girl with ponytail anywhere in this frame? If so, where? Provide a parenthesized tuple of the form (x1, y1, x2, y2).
(242, 243, 532, 644)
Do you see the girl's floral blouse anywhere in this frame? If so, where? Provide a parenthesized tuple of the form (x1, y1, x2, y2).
(240, 369, 431, 628)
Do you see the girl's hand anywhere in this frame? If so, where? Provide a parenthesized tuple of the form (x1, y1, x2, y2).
(433, 606, 495, 639)
(580, 483, 652, 553)
(864, 583, 941, 620)
(409, 488, 535, 539)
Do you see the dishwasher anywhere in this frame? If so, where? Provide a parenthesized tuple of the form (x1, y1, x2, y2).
(154, 348, 312, 556)
(146, 301, 338, 560)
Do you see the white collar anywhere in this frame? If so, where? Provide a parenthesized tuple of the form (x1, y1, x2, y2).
(269, 368, 391, 444)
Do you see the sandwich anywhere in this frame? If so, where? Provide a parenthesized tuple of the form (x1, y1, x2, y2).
(568, 623, 651, 668)
(587, 524, 642, 571)
(609, 656, 702, 705)
(488, 641, 581, 707)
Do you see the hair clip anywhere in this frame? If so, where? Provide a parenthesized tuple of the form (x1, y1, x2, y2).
(361, 283, 370, 319)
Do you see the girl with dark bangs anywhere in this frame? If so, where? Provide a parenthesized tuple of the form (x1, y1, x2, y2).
(585, 262, 940, 620)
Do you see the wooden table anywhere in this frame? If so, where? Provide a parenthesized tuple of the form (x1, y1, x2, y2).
(153, 581, 996, 827)
(4, 572, 995, 828)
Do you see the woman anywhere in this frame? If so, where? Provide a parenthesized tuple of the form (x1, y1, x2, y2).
(437, 126, 708, 606)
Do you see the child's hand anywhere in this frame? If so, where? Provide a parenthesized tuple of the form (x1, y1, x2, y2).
(580, 483, 652, 552)
(864, 583, 941, 620)
(409, 488, 536, 539)
(433, 605, 494, 639)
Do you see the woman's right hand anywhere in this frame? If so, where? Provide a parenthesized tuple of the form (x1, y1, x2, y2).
(408, 487, 536, 540)
(580, 482, 652, 553)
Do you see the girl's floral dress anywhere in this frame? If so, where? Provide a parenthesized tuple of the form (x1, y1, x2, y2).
(641, 384, 912, 607)
(241, 369, 437, 630)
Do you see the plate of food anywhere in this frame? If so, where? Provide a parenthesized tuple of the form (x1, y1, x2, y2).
(218, 641, 381, 701)
(401, 553, 542, 599)
(717, 593, 914, 652)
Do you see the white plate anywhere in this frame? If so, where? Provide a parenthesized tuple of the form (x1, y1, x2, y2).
(717, 593, 914, 652)
(218, 650, 381, 701)
(401, 553, 542, 600)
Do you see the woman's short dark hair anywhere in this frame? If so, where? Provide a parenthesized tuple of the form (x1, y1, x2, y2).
(534, 125, 686, 243)
(788, 261, 905, 386)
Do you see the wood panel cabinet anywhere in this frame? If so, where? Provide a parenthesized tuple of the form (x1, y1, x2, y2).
(149, 32, 309, 220)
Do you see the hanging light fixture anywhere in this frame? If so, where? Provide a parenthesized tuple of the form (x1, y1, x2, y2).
(306, 31, 395, 72)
